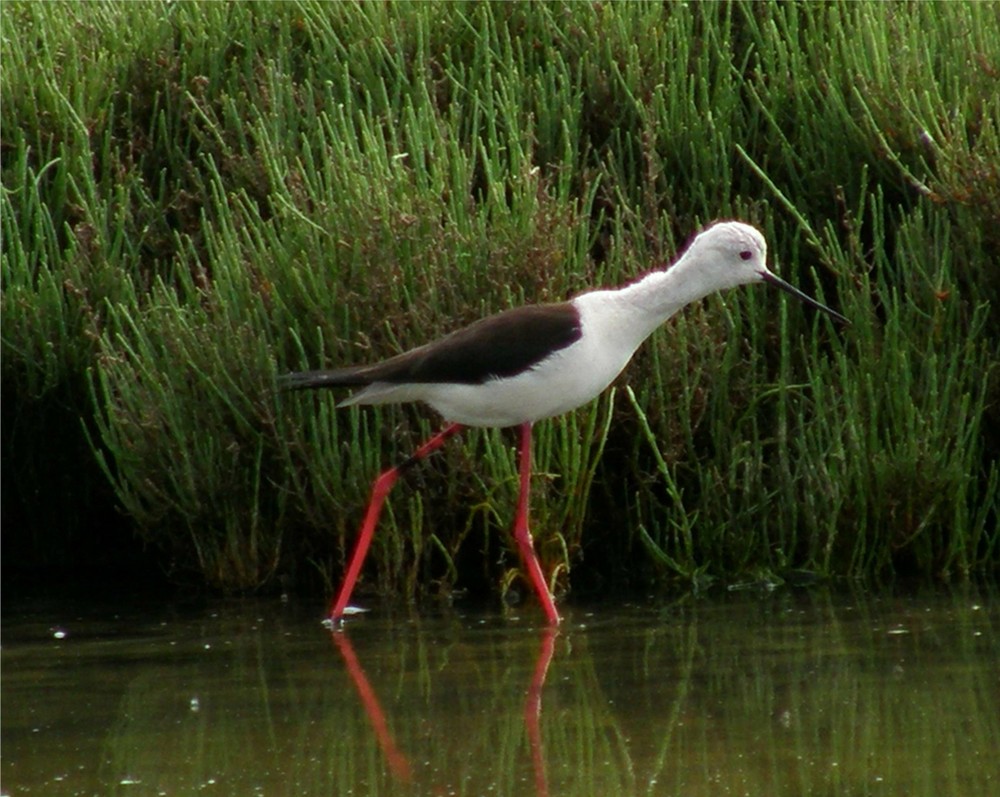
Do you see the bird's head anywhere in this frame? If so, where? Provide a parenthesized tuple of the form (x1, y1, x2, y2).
(683, 221, 769, 290)
(685, 221, 847, 324)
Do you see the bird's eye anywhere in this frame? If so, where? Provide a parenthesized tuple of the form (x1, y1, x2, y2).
(739, 250, 753, 261)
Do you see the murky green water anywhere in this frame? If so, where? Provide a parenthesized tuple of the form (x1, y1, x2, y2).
(2, 588, 997, 796)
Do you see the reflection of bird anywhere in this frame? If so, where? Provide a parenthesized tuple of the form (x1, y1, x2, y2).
(284, 221, 847, 624)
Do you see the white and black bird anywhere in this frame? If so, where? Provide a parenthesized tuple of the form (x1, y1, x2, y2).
(284, 221, 847, 625)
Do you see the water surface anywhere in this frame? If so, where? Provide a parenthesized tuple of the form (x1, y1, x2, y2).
(3, 588, 997, 796)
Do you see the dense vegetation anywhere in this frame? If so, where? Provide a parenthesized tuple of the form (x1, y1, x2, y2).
(3, 1, 997, 605)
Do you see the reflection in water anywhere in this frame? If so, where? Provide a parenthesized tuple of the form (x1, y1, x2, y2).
(332, 631, 413, 783)
(333, 625, 558, 795)
(524, 627, 556, 797)
(2, 588, 999, 796)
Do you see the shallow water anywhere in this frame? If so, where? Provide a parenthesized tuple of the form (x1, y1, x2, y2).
(2, 587, 998, 796)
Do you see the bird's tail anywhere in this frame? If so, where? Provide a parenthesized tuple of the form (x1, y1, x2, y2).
(279, 368, 372, 391)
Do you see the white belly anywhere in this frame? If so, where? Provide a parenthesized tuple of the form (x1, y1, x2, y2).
(423, 338, 625, 426)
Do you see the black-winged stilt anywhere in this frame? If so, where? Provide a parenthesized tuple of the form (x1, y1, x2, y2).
(284, 221, 847, 625)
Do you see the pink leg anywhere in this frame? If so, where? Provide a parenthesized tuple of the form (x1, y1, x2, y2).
(512, 422, 561, 625)
(330, 422, 463, 622)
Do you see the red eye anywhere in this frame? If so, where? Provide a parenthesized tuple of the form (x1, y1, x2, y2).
(739, 250, 753, 261)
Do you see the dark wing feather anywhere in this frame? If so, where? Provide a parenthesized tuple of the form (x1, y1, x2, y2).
(282, 302, 582, 390)
(279, 367, 373, 390)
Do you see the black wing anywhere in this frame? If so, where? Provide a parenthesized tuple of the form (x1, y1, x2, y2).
(282, 302, 582, 390)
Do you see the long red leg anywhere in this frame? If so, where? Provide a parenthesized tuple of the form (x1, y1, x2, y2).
(330, 422, 463, 622)
(512, 422, 561, 625)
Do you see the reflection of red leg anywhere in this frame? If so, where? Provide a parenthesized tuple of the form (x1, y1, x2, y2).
(332, 633, 412, 783)
(330, 423, 464, 622)
(524, 627, 557, 797)
(511, 422, 561, 625)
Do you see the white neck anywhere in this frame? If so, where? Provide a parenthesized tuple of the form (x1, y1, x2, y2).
(567, 252, 726, 385)
(614, 254, 720, 336)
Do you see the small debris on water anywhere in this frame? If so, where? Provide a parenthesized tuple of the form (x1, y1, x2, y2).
(321, 606, 371, 631)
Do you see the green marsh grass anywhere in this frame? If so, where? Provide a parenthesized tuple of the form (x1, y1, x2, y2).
(2, 1, 997, 598)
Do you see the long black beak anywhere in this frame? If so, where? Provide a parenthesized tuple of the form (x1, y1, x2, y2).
(761, 271, 849, 325)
